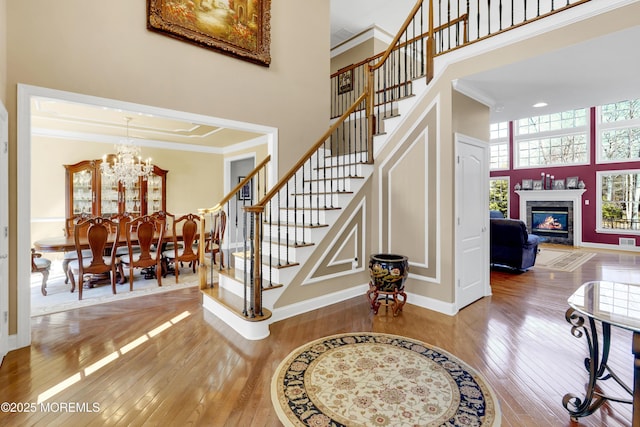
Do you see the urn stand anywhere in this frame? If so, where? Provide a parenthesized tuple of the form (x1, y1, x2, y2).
(367, 253, 409, 316)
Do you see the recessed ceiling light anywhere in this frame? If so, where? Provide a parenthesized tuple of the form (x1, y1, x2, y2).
(533, 102, 548, 108)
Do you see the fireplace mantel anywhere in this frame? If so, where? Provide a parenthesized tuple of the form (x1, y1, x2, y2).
(516, 190, 586, 246)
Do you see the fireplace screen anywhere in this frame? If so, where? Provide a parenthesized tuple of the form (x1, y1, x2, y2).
(532, 210, 569, 234)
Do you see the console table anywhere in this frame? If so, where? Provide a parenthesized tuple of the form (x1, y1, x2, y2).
(565, 281, 640, 426)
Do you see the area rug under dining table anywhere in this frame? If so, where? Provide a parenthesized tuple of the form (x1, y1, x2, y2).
(271, 332, 500, 426)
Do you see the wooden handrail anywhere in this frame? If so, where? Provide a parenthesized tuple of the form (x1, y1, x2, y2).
(199, 155, 271, 215)
(253, 93, 368, 210)
(370, 0, 425, 72)
(330, 14, 468, 80)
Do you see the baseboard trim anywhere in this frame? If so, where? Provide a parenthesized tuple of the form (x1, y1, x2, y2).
(405, 292, 458, 316)
(270, 284, 370, 324)
(580, 241, 640, 253)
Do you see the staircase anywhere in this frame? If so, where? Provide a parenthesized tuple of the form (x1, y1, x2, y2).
(199, 0, 593, 340)
(201, 81, 428, 339)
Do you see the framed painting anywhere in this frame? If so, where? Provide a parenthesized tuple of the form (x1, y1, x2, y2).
(238, 176, 252, 200)
(147, 0, 271, 67)
(338, 69, 353, 94)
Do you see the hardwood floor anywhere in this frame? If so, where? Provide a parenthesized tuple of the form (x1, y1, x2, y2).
(1, 244, 639, 426)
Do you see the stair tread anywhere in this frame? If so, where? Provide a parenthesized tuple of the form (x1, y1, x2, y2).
(262, 237, 316, 248)
(263, 221, 329, 228)
(279, 206, 342, 211)
(218, 267, 284, 290)
(232, 251, 301, 269)
(304, 176, 365, 182)
(291, 191, 354, 196)
(314, 161, 370, 169)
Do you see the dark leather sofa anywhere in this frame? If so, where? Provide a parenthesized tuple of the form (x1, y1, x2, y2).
(489, 211, 540, 271)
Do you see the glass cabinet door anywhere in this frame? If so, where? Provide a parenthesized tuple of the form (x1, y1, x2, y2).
(124, 179, 142, 216)
(71, 168, 94, 215)
(100, 173, 120, 217)
(146, 173, 163, 215)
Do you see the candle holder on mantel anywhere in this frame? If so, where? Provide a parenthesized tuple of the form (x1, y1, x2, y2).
(540, 172, 555, 190)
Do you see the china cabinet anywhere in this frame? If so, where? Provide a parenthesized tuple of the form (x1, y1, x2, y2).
(64, 158, 167, 219)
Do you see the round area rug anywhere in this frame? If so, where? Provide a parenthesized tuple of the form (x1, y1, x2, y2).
(271, 332, 500, 427)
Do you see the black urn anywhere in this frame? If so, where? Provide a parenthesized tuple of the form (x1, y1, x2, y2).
(368, 253, 409, 292)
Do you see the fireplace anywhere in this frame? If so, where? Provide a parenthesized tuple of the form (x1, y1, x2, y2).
(531, 207, 569, 237)
(516, 189, 585, 247)
(527, 201, 574, 245)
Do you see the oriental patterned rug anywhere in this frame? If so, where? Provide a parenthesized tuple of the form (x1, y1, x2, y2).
(271, 332, 501, 426)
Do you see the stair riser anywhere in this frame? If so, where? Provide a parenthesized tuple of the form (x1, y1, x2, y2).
(265, 193, 346, 210)
(269, 241, 316, 263)
(278, 208, 341, 224)
(310, 163, 369, 178)
(321, 152, 370, 166)
(216, 274, 283, 310)
(262, 224, 318, 242)
(303, 179, 358, 193)
(233, 259, 298, 284)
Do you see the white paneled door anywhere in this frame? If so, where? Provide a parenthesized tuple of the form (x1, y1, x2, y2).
(0, 102, 8, 363)
(455, 133, 490, 310)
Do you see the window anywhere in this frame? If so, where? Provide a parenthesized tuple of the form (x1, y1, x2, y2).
(515, 109, 588, 168)
(490, 122, 509, 170)
(598, 170, 640, 232)
(489, 177, 509, 217)
(597, 98, 640, 163)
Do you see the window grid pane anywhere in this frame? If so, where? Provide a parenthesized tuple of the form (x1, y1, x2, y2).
(490, 179, 509, 217)
(490, 122, 509, 140)
(490, 142, 509, 170)
(517, 109, 587, 135)
(517, 135, 587, 167)
(601, 172, 640, 230)
(599, 99, 640, 162)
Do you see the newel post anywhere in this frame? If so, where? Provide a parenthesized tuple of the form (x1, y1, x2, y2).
(198, 213, 208, 290)
(244, 204, 264, 317)
(426, 0, 435, 84)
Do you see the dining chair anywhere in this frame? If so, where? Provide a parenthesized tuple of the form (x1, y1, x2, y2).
(62, 213, 92, 284)
(207, 210, 227, 269)
(163, 213, 200, 283)
(31, 248, 51, 296)
(120, 214, 165, 289)
(67, 216, 121, 300)
(110, 212, 138, 255)
(153, 211, 180, 252)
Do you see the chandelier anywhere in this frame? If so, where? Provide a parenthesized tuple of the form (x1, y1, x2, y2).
(101, 117, 153, 188)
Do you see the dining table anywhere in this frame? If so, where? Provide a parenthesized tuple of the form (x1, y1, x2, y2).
(33, 230, 210, 285)
(33, 230, 209, 253)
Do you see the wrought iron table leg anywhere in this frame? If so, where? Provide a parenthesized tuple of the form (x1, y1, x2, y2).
(564, 307, 634, 423)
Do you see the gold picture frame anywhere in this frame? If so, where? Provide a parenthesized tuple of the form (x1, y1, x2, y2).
(147, 0, 271, 67)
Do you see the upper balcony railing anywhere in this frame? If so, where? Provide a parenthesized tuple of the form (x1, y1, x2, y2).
(331, 0, 590, 125)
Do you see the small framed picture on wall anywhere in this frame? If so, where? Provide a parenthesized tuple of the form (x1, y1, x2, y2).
(566, 176, 579, 189)
(521, 179, 533, 190)
(238, 176, 252, 201)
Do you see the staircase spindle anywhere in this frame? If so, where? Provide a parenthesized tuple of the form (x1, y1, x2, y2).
(242, 209, 248, 316)
(277, 191, 281, 266)
(285, 182, 290, 265)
